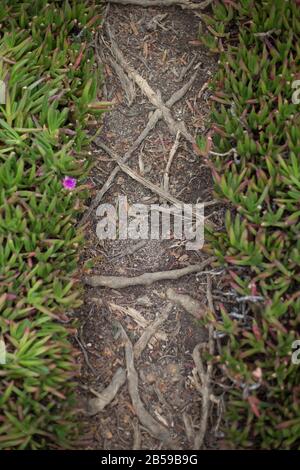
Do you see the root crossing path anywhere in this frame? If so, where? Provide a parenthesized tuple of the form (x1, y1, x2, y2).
(76, 3, 224, 450)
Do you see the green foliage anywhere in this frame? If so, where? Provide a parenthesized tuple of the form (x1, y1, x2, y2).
(0, 1, 106, 449)
(200, 0, 300, 449)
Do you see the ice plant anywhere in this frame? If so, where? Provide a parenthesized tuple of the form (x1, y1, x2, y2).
(62, 176, 77, 190)
(200, 0, 300, 450)
(0, 0, 104, 450)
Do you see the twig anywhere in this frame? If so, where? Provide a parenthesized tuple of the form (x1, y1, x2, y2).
(108, 302, 167, 342)
(253, 29, 278, 38)
(85, 256, 215, 289)
(74, 334, 97, 375)
(94, 27, 110, 100)
(206, 274, 215, 314)
(110, 240, 147, 261)
(197, 81, 209, 99)
(145, 13, 168, 32)
(209, 148, 237, 157)
(175, 55, 197, 82)
(138, 144, 145, 175)
(0, 56, 16, 65)
(104, 0, 213, 10)
(192, 343, 210, 449)
(163, 131, 181, 192)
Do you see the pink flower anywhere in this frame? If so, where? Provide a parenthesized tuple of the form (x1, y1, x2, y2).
(62, 176, 77, 190)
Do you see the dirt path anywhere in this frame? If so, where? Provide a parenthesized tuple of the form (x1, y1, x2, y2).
(76, 3, 224, 450)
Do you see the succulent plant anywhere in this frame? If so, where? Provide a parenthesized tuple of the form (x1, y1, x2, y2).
(0, 1, 106, 449)
(200, 0, 300, 449)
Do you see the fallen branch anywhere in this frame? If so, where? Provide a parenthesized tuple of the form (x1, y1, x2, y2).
(104, 0, 213, 10)
(85, 256, 215, 289)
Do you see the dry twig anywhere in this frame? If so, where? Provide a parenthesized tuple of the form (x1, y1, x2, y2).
(108, 302, 167, 342)
(110, 240, 147, 261)
(175, 55, 197, 82)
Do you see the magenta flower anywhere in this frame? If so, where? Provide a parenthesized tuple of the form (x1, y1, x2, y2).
(62, 176, 77, 190)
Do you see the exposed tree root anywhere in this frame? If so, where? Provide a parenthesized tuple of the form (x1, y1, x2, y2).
(118, 318, 178, 448)
(192, 276, 215, 449)
(166, 288, 205, 320)
(182, 412, 195, 442)
(88, 304, 172, 415)
(108, 55, 136, 106)
(96, 141, 214, 229)
(85, 257, 214, 288)
(79, 66, 199, 226)
(88, 367, 126, 415)
(106, 25, 195, 144)
(132, 417, 141, 449)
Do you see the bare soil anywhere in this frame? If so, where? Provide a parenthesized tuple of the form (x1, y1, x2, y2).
(75, 3, 226, 450)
